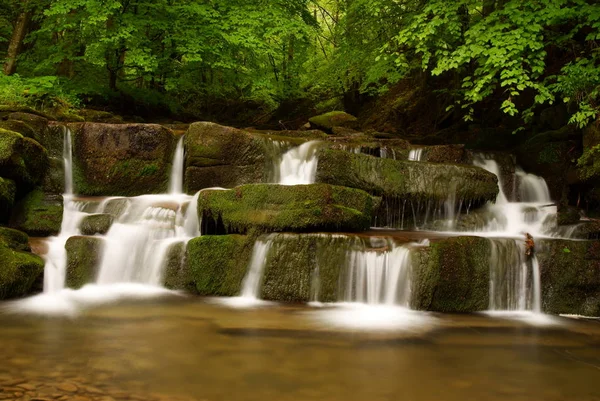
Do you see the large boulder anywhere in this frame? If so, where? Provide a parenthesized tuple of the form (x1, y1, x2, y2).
(184, 122, 277, 192)
(412, 236, 491, 312)
(308, 111, 358, 133)
(0, 128, 49, 192)
(65, 236, 104, 289)
(316, 148, 498, 203)
(537, 239, 600, 316)
(198, 184, 374, 235)
(70, 123, 176, 196)
(9, 189, 63, 236)
(0, 227, 44, 299)
(179, 235, 253, 296)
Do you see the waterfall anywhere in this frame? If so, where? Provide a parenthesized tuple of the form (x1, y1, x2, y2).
(168, 136, 185, 194)
(408, 148, 423, 161)
(340, 240, 412, 306)
(488, 239, 541, 313)
(239, 239, 274, 299)
(515, 167, 551, 202)
(62, 126, 74, 195)
(278, 141, 320, 185)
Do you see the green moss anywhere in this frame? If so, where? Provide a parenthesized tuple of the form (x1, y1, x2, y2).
(198, 183, 373, 235)
(411, 236, 490, 312)
(0, 227, 30, 251)
(538, 239, 600, 316)
(0, 240, 44, 300)
(0, 128, 49, 191)
(80, 214, 114, 236)
(0, 120, 36, 139)
(65, 236, 104, 289)
(184, 235, 253, 296)
(309, 111, 358, 132)
(0, 177, 16, 223)
(9, 189, 63, 236)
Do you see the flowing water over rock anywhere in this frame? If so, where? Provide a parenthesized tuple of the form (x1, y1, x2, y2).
(277, 140, 320, 185)
(169, 136, 185, 194)
(408, 148, 424, 161)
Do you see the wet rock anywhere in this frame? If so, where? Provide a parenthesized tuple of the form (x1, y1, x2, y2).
(184, 122, 274, 192)
(198, 184, 374, 235)
(557, 206, 581, 226)
(70, 123, 176, 196)
(537, 239, 600, 316)
(412, 236, 491, 312)
(9, 190, 63, 237)
(423, 144, 470, 164)
(316, 149, 498, 213)
(57, 383, 78, 393)
(80, 214, 114, 236)
(308, 111, 358, 133)
(0, 128, 49, 192)
(0, 228, 44, 300)
(65, 236, 104, 289)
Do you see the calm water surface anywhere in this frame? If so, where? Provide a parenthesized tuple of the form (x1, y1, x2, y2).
(1, 295, 599, 401)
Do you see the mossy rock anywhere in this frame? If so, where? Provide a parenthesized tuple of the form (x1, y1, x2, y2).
(80, 214, 114, 235)
(0, 106, 53, 120)
(316, 148, 498, 204)
(537, 239, 600, 316)
(423, 144, 471, 164)
(411, 236, 491, 312)
(0, 228, 44, 300)
(6, 112, 50, 135)
(42, 157, 65, 194)
(0, 177, 16, 223)
(65, 236, 104, 289)
(9, 189, 63, 236)
(79, 109, 124, 124)
(0, 119, 36, 139)
(162, 242, 190, 290)
(557, 206, 580, 226)
(0, 128, 49, 192)
(182, 235, 254, 295)
(184, 122, 276, 192)
(198, 184, 374, 235)
(309, 111, 358, 133)
(246, 128, 328, 140)
(70, 123, 176, 196)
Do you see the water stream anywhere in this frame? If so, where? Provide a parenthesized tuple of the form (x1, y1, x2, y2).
(277, 140, 320, 185)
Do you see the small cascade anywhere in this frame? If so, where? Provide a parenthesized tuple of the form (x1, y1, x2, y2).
(515, 167, 551, 202)
(239, 239, 274, 299)
(488, 239, 541, 313)
(62, 126, 74, 195)
(340, 239, 412, 306)
(278, 141, 320, 185)
(408, 148, 424, 161)
(168, 136, 185, 194)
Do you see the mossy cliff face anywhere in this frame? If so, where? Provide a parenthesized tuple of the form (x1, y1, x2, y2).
(9, 189, 63, 236)
(0, 128, 49, 193)
(184, 122, 278, 192)
(198, 184, 373, 235)
(411, 236, 491, 312)
(537, 239, 600, 316)
(180, 235, 253, 296)
(70, 123, 176, 196)
(0, 227, 44, 299)
(65, 236, 104, 289)
(316, 149, 498, 203)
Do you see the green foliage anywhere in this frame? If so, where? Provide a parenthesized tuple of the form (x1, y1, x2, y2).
(577, 143, 600, 180)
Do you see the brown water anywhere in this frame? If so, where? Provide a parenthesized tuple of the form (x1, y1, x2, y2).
(1, 296, 600, 401)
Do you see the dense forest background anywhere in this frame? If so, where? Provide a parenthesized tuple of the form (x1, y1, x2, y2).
(1, 0, 599, 137)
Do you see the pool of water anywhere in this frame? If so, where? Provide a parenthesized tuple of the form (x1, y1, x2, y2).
(1, 295, 599, 401)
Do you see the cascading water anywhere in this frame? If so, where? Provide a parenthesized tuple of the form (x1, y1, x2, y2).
(340, 239, 412, 306)
(277, 141, 320, 185)
(169, 136, 185, 194)
(408, 148, 424, 161)
(239, 239, 274, 299)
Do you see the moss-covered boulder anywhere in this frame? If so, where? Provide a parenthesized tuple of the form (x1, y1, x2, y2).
(537, 239, 600, 316)
(9, 189, 63, 236)
(0, 119, 36, 139)
(0, 227, 44, 299)
(181, 235, 253, 295)
(70, 123, 176, 196)
(411, 236, 491, 312)
(0, 128, 49, 192)
(65, 236, 104, 289)
(316, 149, 498, 204)
(198, 184, 374, 235)
(309, 111, 358, 133)
(0, 178, 16, 223)
(80, 214, 114, 236)
(184, 122, 275, 192)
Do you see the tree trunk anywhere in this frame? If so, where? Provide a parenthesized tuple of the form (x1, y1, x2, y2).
(3, 10, 33, 75)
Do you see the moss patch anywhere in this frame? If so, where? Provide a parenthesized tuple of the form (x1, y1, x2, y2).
(0, 228, 44, 300)
(65, 236, 104, 289)
(9, 189, 63, 236)
(198, 184, 373, 235)
(309, 111, 358, 133)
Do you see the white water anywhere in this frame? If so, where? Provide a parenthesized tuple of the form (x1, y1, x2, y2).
(239, 239, 274, 299)
(340, 240, 412, 306)
(408, 148, 424, 161)
(278, 141, 320, 185)
(169, 136, 185, 194)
